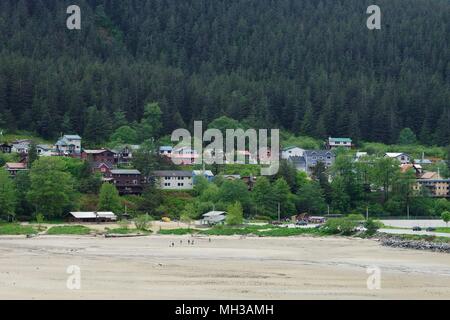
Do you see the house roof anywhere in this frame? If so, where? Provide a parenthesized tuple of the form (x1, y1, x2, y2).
(355, 152, 368, 157)
(12, 142, 30, 148)
(420, 172, 440, 180)
(70, 212, 117, 219)
(36, 144, 52, 150)
(153, 170, 192, 177)
(414, 159, 432, 164)
(203, 211, 226, 217)
(193, 170, 214, 177)
(288, 155, 306, 164)
(329, 137, 352, 143)
(282, 146, 304, 151)
(12, 139, 32, 145)
(5, 162, 27, 170)
(90, 161, 114, 169)
(111, 169, 141, 175)
(84, 149, 115, 155)
(222, 174, 241, 180)
(63, 135, 82, 140)
(305, 150, 335, 157)
(385, 152, 408, 158)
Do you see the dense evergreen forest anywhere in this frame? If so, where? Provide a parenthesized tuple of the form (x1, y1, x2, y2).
(0, 0, 449, 145)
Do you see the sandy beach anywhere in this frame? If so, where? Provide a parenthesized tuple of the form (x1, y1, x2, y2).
(0, 234, 449, 300)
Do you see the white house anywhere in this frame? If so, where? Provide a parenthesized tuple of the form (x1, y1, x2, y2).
(36, 144, 56, 157)
(69, 212, 117, 223)
(153, 170, 194, 190)
(281, 147, 305, 160)
(11, 140, 32, 154)
(327, 137, 353, 150)
(201, 211, 227, 225)
(159, 146, 173, 156)
(55, 135, 82, 155)
(384, 152, 411, 164)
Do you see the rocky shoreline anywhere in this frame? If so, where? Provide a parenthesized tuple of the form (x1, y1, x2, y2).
(378, 234, 450, 253)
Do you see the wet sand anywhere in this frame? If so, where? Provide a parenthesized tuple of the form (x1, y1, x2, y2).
(0, 235, 449, 299)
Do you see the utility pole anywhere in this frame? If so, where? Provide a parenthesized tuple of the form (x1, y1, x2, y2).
(366, 206, 369, 220)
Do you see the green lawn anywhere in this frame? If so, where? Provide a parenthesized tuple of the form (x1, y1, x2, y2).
(435, 227, 450, 234)
(0, 224, 37, 235)
(46, 225, 91, 235)
(159, 228, 197, 235)
(106, 227, 151, 235)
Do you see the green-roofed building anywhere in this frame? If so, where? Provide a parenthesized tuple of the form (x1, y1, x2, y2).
(326, 137, 353, 150)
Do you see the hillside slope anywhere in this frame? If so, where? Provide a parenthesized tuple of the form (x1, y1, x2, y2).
(0, 0, 449, 145)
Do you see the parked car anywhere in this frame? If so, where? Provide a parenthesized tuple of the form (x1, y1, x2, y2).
(426, 227, 436, 232)
(296, 220, 308, 226)
(412, 226, 422, 231)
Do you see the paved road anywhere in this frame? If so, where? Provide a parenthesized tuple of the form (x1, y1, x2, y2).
(381, 220, 448, 228)
(379, 228, 450, 238)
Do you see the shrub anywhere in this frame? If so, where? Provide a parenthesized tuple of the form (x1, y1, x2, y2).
(323, 218, 358, 235)
(364, 219, 382, 235)
(134, 214, 152, 231)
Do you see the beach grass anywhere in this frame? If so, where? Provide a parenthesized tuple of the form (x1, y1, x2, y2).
(46, 225, 91, 235)
(0, 223, 37, 235)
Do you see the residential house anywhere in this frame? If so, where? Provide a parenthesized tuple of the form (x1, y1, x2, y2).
(414, 159, 433, 165)
(384, 153, 411, 164)
(69, 212, 117, 223)
(5, 162, 28, 176)
(302, 150, 336, 174)
(153, 170, 194, 190)
(287, 155, 307, 172)
(193, 170, 215, 183)
(414, 179, 450, 198)
(159, 146, 173, 156)
(241, 175, 257, 190)
(281, 147, 305, 160)
(201, 211, 227, 225)
(82, 149, 117, 164)
(112, 145, 140, 165)
(55, 135, 82, 156)
(326, 137, 353, 150)
(0, 143, 12, 153)
(170, 146, 199, 165)
(400, 163, 423, 176)
(354, 152, 368, 161)
(109, 169, 143, 195)
(36, 144, 55, 157)
(11, 140, 31, 154)
(90, 161, 114, 176)
(222, 174, 241, 181)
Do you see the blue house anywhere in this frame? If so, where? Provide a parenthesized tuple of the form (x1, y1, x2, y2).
(192, 170, 215, 183)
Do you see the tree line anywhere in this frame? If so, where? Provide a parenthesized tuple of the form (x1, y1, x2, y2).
(0, 0, 449, 146)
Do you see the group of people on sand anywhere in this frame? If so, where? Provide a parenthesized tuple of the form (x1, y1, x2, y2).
(169, 238, 212, 247)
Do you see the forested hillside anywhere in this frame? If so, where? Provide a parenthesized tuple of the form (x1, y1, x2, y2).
(0, 0, 449, 145)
